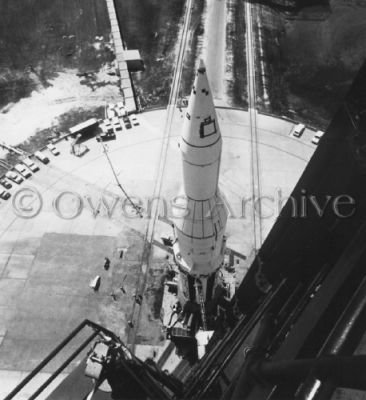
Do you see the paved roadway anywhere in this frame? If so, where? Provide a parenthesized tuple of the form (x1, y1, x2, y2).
(202, 0, 227, 106)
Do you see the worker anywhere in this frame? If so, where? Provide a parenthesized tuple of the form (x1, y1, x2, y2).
(120, 275, 127, 294)
(104, 257, 110, 270)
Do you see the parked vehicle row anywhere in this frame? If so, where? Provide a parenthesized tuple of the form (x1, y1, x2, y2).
(97, 111, 140, 142)
(0, 147, 57, 203)
(23, 157, 40, 172)
(5, 170, 23, 184)
(292, 123, 324, 145)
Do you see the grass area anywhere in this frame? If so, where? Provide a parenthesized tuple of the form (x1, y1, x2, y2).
(179, 0, 205, 98)
(0, 0, 112, 108)
(256, 1, 366, 129)
(115, 0, 186, 108)
(255, 7, 289, 116)
(229, 0, 248, 108)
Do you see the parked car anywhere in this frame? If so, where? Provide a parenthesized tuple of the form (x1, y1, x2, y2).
(123, 116, 132, 129)
(47, 143, 60, 156)
(311, 130, 324, 145)
(34, 151, 50, 164)
(0, 178, 12, 189)
(5, 171, 23, 184)
(130, 114, 139, 126)
(293, 123, 305, 138)
(112, 116, 122, 132)
(14, 163, 32, 178)
(23, 157, 40, 172)
(103, 119, 114, 134)
(0, 190, 11, 200)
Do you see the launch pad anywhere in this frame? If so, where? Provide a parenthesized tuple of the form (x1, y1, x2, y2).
(0, 102, 316, 398)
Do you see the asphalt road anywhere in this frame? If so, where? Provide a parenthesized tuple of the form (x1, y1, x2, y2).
(203, 0, 227, 105)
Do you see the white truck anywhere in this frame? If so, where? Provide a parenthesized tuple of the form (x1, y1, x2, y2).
(293, 123, 305, 138)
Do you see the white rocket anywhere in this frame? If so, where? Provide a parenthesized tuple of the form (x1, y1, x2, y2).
(172, 60, 228, 329)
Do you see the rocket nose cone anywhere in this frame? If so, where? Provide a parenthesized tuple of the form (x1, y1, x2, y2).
(198, 59, 206, 74)
(181, 59, 222, 148)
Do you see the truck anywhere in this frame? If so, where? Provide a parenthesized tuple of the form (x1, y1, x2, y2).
(293, 123, 305, 138)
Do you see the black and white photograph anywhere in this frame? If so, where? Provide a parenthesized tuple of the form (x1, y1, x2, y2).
(1, 0, 366, 399)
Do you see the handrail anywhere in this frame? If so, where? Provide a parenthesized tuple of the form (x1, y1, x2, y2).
(3, 319, 119, 400)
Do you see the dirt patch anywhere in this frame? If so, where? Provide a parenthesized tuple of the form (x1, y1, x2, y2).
(227, 0, 248, 108)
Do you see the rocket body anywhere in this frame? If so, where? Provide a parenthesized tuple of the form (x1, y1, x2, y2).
(173, 61, 228, 307)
